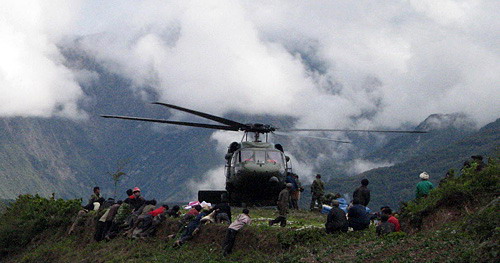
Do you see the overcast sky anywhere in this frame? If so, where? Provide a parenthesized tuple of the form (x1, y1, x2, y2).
(1, 0, 499, 129)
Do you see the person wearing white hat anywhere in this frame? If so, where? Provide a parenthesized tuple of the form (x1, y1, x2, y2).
(416, 172, 434, 199)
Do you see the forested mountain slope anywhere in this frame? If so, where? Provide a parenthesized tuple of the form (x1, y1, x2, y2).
(326, 118, 499, 209)
(364, 113, 477, 164)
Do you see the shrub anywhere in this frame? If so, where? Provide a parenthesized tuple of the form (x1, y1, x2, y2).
(0, 194, 81, 256)
(462, 199, 500, 241)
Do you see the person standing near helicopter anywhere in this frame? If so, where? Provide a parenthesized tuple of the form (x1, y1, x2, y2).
(310, 174, 325, 211)
(291, 174, 304, 209)
(286, 173, 298, 209)
(269, 183, 292, 227)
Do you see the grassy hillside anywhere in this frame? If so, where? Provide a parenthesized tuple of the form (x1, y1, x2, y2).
(1, 160, 498, 262)
(5, 220, 484, 263)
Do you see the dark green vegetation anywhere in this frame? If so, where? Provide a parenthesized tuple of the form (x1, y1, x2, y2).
(0, 199, 12, 213)
(1, 161, 498, 262)
(0, 195, 81, 257)
(325, 118, 500, 209)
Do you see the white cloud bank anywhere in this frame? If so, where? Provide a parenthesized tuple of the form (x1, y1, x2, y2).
(2, 0, 499, 128)
(0, 0, 85, 118)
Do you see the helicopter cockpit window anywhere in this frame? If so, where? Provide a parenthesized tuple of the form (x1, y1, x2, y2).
(254, 150, 266, 163)
(240, 150, 254, 162)
(238, 150, 283, 165)
(266, 151, 284, 165)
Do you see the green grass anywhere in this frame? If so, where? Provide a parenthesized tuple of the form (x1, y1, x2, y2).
(4, 209, 497, 263)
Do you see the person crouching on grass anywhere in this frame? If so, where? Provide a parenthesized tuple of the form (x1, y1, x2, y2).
(222, 208, 251, 256)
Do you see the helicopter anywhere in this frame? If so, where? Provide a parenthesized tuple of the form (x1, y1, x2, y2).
(102, 102, 426, 205)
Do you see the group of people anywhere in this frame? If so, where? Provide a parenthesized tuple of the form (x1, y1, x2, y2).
(69, 187, 183, 241)
(69, 187, 251, 256)
(66, 152, 491, 258)
(172, 203, 251, 256)
(322, 171, 436, 235)
(320, 177, 402, 235)
(69, 165, 454, 255)
(269, 172, 433, 236)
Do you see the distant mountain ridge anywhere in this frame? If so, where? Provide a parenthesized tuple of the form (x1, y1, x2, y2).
(326, 118, 499, 209)
(417, 113, 477, 130)
(364, 113, 478, 164)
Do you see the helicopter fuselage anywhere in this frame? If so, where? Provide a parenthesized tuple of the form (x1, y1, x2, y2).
(224, 141, 289, 204)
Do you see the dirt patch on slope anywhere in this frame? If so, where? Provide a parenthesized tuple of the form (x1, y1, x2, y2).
(420, 207, 462, 231)
(156, 218, 283, 252)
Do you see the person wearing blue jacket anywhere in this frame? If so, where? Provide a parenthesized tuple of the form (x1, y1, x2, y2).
(173, 209, 208, 247)
(285, 173, 299, 209)
(347, 199, 370, 231)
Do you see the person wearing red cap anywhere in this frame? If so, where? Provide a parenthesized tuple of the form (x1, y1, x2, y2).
(129, 187, 145, 211)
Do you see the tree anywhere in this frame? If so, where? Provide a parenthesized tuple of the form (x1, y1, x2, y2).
(108, 160, 129, 200)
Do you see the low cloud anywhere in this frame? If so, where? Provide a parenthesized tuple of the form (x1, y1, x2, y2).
(74, 0, 499, 129)
(186, 130, 240, 200)
(348, 159, 394, 175)
(187, 167, 226, 201)
(285, 152, 315, 184)
(3, 0, 499, 131)
(0, 0, 86, 118)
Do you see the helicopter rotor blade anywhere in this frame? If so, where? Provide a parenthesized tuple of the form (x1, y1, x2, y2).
(279, 128, 427, 134)
(100, 115, 240, 131)
(152, 102, 249, 129)
(273, 131, 351, 143)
